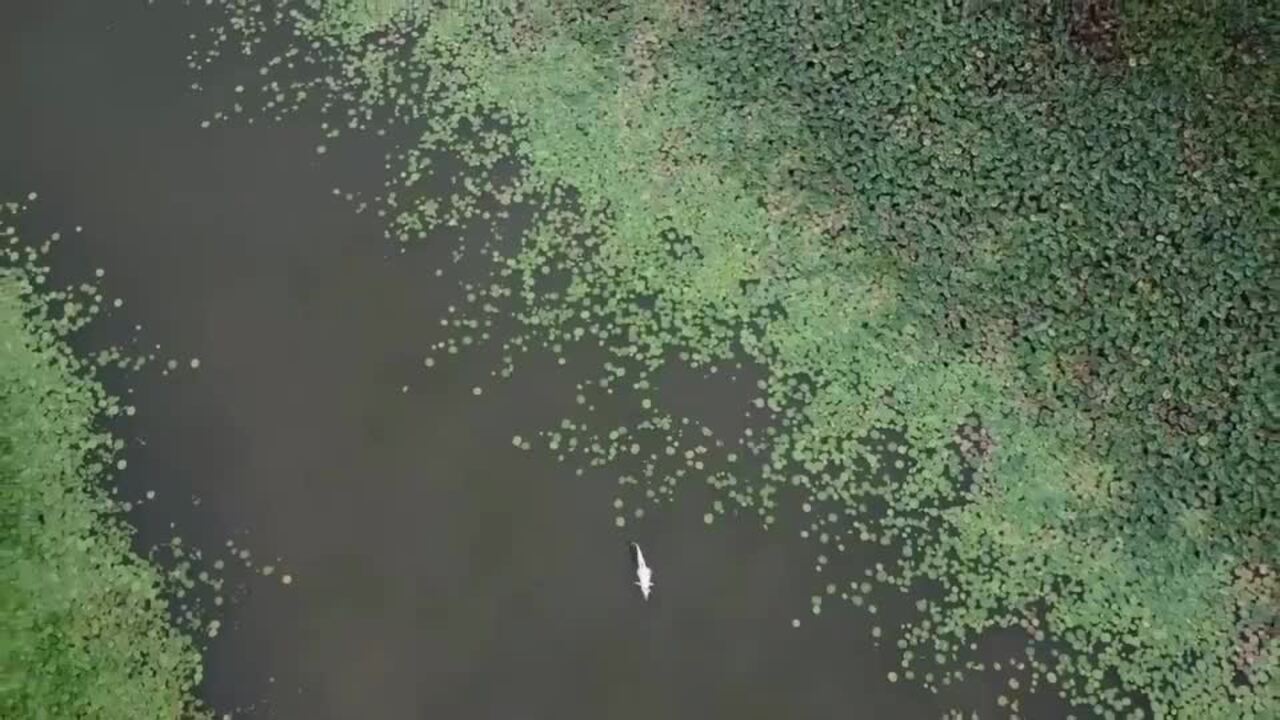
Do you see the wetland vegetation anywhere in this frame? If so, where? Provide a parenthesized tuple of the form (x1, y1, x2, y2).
(198, 0, 1277, 715)
(3, 0, 1276, 717)
(0, 202, 206, 719)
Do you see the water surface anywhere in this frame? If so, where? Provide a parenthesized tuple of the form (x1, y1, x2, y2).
(1, 2, 1066, 718)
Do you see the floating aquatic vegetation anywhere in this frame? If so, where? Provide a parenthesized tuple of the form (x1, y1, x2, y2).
(0, 200, 211, 719)
(0, 198, 292, 717)
(190, 0, 1279, 716)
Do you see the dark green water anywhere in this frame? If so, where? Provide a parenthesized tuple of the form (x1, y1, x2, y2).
(1, 2, 1074, 718)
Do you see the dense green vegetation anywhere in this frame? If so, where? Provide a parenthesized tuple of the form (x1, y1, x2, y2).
(203, 0, 1277, 716)
(0, 203, 206, 719)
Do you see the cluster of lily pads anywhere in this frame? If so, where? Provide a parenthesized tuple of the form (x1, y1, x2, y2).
(0, 200, 211, 719)
(196, 0, 1277, 716)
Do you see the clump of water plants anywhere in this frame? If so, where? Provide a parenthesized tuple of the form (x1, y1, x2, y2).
(0, 200, 208, 719)
(195, 0, 1278, 716)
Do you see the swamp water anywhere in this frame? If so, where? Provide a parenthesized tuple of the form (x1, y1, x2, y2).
(1, 2, 1075, 718)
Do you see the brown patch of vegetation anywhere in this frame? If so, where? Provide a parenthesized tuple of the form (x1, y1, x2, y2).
(1155, 399, 1200, 437)
(624, 22, 661, 89)
(1067, 0, 1122, 62)
(805, 202, 852, 241)
(666, 0, 706, 30)
(510, 13, 542, 52)
(1232, 562, 1279, 681)
(956, 422, 998, 468)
